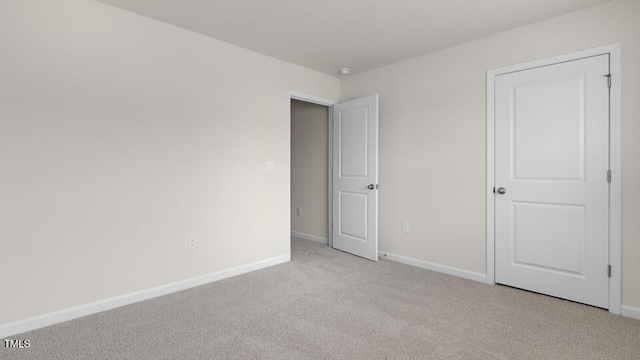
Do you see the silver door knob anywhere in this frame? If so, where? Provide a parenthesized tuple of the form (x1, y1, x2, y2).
(367, 184, 375, 190)
(497, 187, 506, 194)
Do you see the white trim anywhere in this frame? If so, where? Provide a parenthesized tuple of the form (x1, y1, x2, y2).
(379, 251, 487, 283)
(289, 91, 336, 107)
(0, 254, 288, 338)
(486, 68, 496, 286)
(486, 43, 622, 314)
(291, 231, 328, 244)
(607, 45, 622, 315)
(327, 108, 334, 248)
(286, 90, 336, 256)
(621, 305, 640, 320)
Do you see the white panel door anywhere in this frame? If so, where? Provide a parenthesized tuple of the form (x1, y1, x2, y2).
(495, 55, 610, 308)
(332, 95, 378, 261)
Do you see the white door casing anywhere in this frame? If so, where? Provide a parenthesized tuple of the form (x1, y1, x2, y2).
(287, 91, 336, 259)
(494, 55, 610, 308)
(332, 95, 379, 261)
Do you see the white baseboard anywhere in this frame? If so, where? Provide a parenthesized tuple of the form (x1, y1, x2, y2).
(621, 305, 640, 320)
(291, 231, 328, 245)
(0, 254, 289, 338)
(379, 251, 487, 283)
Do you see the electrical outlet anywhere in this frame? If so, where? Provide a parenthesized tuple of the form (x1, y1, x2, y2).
(188, 235, 197, 249)
(296, 208, 302, 216)
(401, 222, 410, 234)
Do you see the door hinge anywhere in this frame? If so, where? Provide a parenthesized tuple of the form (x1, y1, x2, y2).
(607, 169, 612, 183)
(608, 265, 612, 278)
(604, 74, 612, 88)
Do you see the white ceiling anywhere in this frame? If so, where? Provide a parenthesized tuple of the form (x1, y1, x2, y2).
(95, 0, 611, 76)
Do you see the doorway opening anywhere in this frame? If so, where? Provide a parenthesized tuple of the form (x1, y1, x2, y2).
(290, 98, 331, 250)
(286, 91, 380, 262)
(286, 92, 335, 260)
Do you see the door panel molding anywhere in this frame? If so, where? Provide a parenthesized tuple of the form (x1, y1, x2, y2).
(486, 44, 621, 314)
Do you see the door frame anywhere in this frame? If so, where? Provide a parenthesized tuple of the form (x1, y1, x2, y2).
(286, 91, 336, 259)
(485, 43, 622, 314)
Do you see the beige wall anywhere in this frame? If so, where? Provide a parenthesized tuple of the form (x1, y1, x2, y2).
(0, 0, 339, 325)
(290, 100, 329, 240)
(340, 0, 640, 307)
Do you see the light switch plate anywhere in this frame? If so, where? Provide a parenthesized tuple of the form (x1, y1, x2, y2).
(265, 161, 276, 173)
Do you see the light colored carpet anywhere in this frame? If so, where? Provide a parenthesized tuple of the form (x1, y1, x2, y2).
(2, 238, 639, 359)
